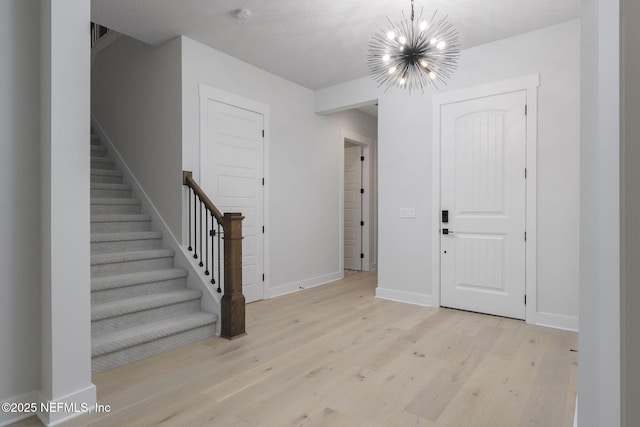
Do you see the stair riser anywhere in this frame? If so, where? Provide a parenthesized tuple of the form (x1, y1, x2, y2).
(91, 188, 132, 198)
(92, 299, 202, 337)
(91, 146, 108, 155)
(91, 277, 187, 304)
(91, 256, 174, 277)
(91, 324, 215, 374)
(91, 204, 141, 215)
(91, 238, 163, 255)
(91, 174, 123, 184)
(91, 220, 150, 233)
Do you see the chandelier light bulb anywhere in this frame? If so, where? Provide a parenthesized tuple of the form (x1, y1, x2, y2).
(367, 5, 461, 93)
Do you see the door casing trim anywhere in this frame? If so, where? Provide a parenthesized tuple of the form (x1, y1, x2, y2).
(431, 74, 539, 324)
(340, 129, 373, 274)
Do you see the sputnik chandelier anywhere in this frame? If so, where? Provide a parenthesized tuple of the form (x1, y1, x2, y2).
(367, 0, 460, 93)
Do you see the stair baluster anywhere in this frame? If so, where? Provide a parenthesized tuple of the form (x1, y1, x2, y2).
(193, 189, 198, 260)
(204, 207, 209, 276)
(217, 222, 221, 293)
(182, 171, 245, 338)
(187, 189, 192, 251)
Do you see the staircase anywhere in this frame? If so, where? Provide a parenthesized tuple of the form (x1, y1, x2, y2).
(90, 130, 217, 374)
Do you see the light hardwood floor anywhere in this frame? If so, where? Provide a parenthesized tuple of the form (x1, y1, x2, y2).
(14, 271, 577, 426)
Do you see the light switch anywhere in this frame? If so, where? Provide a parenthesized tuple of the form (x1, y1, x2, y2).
(400, 208, 416, 219)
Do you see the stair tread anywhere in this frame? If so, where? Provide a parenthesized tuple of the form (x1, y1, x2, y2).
(92, 268, 188, 292)
(91, 231, 162, 243)
(91, 182, 131, 190)
(91, 155, 114, 162)
(91, 249, 174, 266)
(92, 311, 217, 357)
(92, 288, 202, 321)
(91, 214, 151, 223)
(91, 197, 140, 205)
(91, 169, 122, 177)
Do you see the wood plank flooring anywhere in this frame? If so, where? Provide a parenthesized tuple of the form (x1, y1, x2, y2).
(14, 271, 578, 426)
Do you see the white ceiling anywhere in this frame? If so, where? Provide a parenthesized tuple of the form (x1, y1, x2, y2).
(91, 0, 579, 90)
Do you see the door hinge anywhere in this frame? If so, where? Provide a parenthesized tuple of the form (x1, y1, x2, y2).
(524, 295, 527, 305)
(360, 220, 364, 226)
(525, 105, 528, 116)
(524, 168, 527, 179)
(262, 129, 265, 137)
(361, 156, 365, 162)
(262, 226, 265, 233)
(262, 177, 264, 186)
(360, 188, 364, 194)
(360, 253, 364, 259)
(262, 274, 265, 281)
(525, 231, 527, 241)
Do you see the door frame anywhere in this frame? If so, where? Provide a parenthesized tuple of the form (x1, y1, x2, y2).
(431, 74, 539, 323)
(340, 129, 373, 274)
(198, 84, 270, 301)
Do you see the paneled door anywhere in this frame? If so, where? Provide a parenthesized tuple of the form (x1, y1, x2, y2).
(344, 145, 362, 271)
(202, 100, 264, 303)
(440, 90, 527, 319)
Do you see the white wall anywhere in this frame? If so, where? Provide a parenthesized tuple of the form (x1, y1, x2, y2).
(181, 37, 377, 296)
(92, 36, 183, 237)
(0, 0, 41, 414)
(578, 0, 621, 425)
(40, 0, 96, 424)
(316, 20, 580, 328)
(622, 2, 640, 425)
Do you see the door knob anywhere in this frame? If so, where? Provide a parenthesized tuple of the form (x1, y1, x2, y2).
(442, 228, 455, 235)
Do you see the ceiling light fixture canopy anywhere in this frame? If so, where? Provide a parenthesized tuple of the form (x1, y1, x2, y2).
(367, 0, 460, 93)
(236, 8, 252, 20)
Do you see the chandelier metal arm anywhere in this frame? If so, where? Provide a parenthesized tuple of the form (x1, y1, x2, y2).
(367, 1, 460, 93)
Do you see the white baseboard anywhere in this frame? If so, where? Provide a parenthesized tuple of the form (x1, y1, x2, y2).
(38, 384, 97, 426)
(91, 116, 221, 335)
(375, 288, 435, 307)
(267, 271, 343, 299)
(0, 391, 39, 427)
(573, 395, 578, 427)
(533, 312, 579, 332)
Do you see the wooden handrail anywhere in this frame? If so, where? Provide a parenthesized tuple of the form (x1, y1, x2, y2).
(182, 171, 224, 222)
(182, 171, 246, 339)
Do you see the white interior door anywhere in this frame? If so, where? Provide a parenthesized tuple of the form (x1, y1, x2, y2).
(344, 145, 362, 271)
(440, 90, 527, 319)
(203, 100, 264, 303)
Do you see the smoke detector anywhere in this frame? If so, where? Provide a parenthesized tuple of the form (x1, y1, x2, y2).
(236, 8, 251, 20)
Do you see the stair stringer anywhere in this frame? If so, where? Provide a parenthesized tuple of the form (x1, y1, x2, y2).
(91, 114, 222, 336)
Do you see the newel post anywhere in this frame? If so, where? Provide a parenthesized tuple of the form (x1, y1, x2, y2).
(221, 212, 246, 339)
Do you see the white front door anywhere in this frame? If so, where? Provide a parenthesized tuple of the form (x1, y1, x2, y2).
(344, 145, 362, 271)
(440, 90, 527, 319)
(202, 100, 264, 303)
